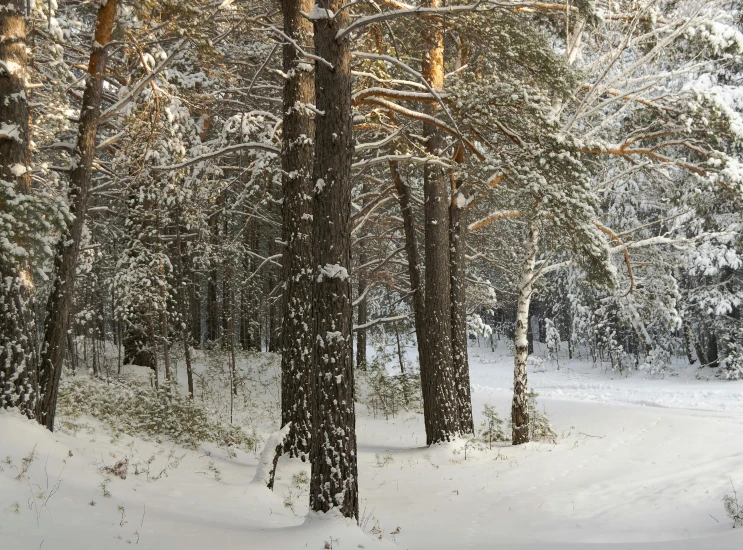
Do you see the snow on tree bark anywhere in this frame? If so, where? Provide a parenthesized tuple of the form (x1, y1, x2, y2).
(37, 0, 119, 431)
(512, 221, 539, 445)
(450, 181, 473, 435)
(0, 0, 36, 418)
(308, 0, 359, 520)
(390, 161, 428, 384)
(279, 0, 316, 459)
(420, 0, 460, 445)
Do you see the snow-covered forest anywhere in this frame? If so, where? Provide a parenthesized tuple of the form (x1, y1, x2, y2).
(1, 0, 743, 548)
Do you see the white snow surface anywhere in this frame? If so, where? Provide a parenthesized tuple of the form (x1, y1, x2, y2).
(2, 342, 743, 549)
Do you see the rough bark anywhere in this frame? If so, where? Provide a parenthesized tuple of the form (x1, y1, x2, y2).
(450, 181, 473, 435)
(174, 208, 194, 397)
(308, 0, 359, 520)
(0, 0, 37, 417)
(36, 0, 119, 430)
(512, 221, 539, 445)
(420, 0, 460, 445)
(708, 330, 719, 368)
(390, 162, 428, 379)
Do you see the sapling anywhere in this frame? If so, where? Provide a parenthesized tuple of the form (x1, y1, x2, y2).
(723, 482, 743, 527)
(478, 404, 507, 448)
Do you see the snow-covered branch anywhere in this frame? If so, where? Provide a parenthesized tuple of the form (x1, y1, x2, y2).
(152, 143, 280, 172)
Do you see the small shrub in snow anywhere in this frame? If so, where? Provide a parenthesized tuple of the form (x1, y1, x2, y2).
(58, 374, 255, 451)
(101, 458, 128, 480)
(478, 404, 507, 448)
(15, 447, 37, 482)
(375, 453, 394, 467)
(718, 338, 743, 381)
(360, 349, 422, 419)
(521, 390, 557, 442)
(544, 318, 561, 367)
(638, 348, 673, 377)
(207, 460, 222, 481)
(724, 485, 743, 527)
(99, 479, 112, 498)
(283, 470, 309, 514)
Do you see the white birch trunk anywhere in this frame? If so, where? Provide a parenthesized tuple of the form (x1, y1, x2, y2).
(511, 221, 539, 445)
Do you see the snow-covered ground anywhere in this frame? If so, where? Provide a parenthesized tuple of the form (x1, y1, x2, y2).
(2, 342, 743, 549)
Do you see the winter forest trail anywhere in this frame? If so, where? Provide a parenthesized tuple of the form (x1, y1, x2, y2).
(3, 346, 743, 549)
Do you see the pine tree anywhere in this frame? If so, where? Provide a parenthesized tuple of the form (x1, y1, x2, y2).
(37, 0, 120, 430)
(0, 0, 37, 417)
(308, 0, 359, 520)
(279, 0, 316, 460)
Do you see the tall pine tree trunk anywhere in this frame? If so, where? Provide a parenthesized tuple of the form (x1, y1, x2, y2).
(0, 0, 36, 417)
(420, 0, 459, 445)
(450, 180, 473, 434)
(355, 181, 369, 371)
(174, 208, 194, 397)
(308, 0, 358, 520)
(511, 221, 539, 445)
(708, 329, 719, 368)
(37, 0, 119, 430)
(356, 272, 367, 370)
(207, 268, 219, 343)
(390, 162, 431, 386)
(390, 161, 428, 387)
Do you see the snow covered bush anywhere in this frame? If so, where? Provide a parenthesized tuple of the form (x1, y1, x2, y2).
(527, 355, 547, 373)
(723, 487, 743, 527)
(638, 348, 673, 378)
(524, 390, 557, 442)
(468, 314, 493, 340)
(544, 318, 561, 367)
(718, 321, 743, 380)
(57, 374, 255, 450)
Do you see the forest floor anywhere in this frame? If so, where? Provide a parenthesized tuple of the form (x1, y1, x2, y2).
(2, 341, 743, 549)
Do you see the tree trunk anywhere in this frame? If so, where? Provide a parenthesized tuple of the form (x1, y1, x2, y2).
(355, 180, 370, 371)
(207, 268, 219, 343)
(148, 307, 159, 390)
(225, 264, 237, 396)
(156, 200, 171, 382)
(512, 221, 539, 445)
(708, 329, 719, 368)
(36, 0, 119, 430)
(308, 0, 358, 520)
(420, 0, 460, 445)
(174, 209, 194, 397)
(0, 0, 37, 418)
(190, 270, 201, 348)
(356, 274, 367, 370)
(450, 181, 473, 435)
(390, 161, 427, 381)
(680, 315, 697, 366)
